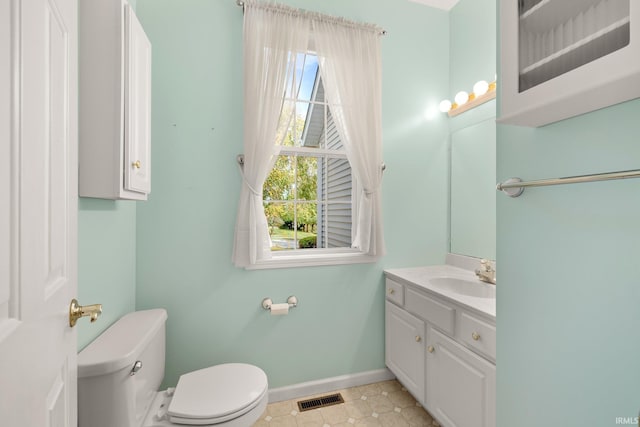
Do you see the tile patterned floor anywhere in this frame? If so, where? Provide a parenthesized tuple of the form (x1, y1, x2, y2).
(253, 380, 440, 427)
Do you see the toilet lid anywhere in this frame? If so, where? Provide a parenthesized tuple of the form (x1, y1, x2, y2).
(167, 363, 268, 424)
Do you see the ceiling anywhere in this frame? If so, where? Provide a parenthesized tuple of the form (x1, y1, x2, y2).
(407, 0, 460, 11)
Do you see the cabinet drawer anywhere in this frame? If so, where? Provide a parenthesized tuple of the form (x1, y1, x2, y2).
(405, 288, 455, 335)
(459, 312, 496, 361)
(385, 279, 404, 306)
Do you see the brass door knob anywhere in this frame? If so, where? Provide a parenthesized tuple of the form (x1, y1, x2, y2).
(132, 160, 141, 169)
(69, 299, 103, 327)
(427, 346, 435, 353)
(388, 288, 395, 294)
(415, 336, 421, 342)
(472, 332, 481, 341)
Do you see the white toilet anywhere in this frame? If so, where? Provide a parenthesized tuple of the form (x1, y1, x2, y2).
(78, 309, 268, 427)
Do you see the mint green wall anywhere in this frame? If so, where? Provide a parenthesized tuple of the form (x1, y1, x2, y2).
(496, 71, 640, 427)
(449, 0, 496, 136)
(448, 0, 640, 423)
(448, 0, 496, 259)
(134, 0, 450, 388)
(76, 0, 139, 352)
(450, 0, 495, 104)
(77, 199, 136, 350)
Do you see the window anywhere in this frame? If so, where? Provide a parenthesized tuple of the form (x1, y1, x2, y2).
(232, 2, 385, 269)
(264, 53, 356, 254)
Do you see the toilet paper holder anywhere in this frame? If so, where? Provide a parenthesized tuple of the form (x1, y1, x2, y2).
(261, 296, 298, 311)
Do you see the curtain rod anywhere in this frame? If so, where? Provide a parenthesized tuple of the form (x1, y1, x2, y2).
(235, 0, 387, 35)
(237, 154, 386, 171)
(497, 169, 640, 197)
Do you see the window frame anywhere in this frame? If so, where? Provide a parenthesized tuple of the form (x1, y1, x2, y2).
(247, 248, 378, 270)
(254, 52, 377, 269)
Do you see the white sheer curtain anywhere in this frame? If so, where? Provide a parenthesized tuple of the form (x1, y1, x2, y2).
(232, 1, 309, 267)
(233, 1, 385, 266)
(313, 20, 386, 257)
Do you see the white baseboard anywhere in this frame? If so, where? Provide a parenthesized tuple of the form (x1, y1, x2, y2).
(268, 368, 396, 403)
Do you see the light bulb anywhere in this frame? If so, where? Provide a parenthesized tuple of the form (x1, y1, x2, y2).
(439, 100, 452, 113)
(454, 91, 469, 105)
(473, 80, 489, 96)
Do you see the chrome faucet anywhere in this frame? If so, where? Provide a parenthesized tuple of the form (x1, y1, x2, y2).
(475, 259, 496, 285)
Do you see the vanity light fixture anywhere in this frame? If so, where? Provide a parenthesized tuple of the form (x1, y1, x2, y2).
(440, 78, 497, 117)
(454, 91, 469, 106)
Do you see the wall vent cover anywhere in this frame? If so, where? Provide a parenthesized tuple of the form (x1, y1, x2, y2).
(297, 393, 344, 412)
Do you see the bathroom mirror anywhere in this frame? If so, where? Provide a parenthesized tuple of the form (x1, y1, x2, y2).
(450, 117, 496, 259)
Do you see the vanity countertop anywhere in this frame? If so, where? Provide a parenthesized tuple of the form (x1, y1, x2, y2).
(384, 264, 496, 319)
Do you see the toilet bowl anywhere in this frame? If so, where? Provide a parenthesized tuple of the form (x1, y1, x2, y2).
(78, 309, 268, 427)
(144, 364, 268, 427)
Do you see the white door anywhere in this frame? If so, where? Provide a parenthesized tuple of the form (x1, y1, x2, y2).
(0, 0, 80, 425)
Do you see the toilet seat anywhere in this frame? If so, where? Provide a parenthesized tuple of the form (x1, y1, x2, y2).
(167, 363, 268, 425)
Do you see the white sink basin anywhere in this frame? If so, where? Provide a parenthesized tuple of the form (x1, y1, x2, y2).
(385, 265, 496, 318)
(429, 277, 496, 298)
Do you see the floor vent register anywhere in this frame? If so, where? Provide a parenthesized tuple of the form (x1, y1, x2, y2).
(297, 393, 345, 412)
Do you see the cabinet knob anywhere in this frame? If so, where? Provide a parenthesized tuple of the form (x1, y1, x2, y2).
(415, 336, 421, 342)
(427, 345, 434, 353)
(132, 160, 141, 169)
(388, 288, 395, 295)
(472, 332, 481, 341)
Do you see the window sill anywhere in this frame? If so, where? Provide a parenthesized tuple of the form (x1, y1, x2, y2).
(245, 250, 378, 270)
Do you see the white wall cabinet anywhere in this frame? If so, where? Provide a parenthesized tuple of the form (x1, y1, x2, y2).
(384, 277, 496, 427)
(79, 0, 151, 200)
(499, 0, 640, 127)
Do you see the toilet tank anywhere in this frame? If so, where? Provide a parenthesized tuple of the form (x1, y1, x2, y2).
(78, 309, 168, 427)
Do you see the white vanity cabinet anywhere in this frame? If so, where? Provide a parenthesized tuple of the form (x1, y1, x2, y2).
(385, 301, 426, 403)
(384, 276, 496, 427)
(427, 326, 496, 427)
(79, 0, 152, 200)
(499, 0, 640, 127)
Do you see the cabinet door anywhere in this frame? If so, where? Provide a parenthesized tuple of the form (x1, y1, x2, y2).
(124, 3, 151, 195)
(426, 327, 495, 427)
(499, 0, 640, 126)
(385, 301, 425, 404)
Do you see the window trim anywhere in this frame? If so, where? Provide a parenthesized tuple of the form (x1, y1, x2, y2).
(258, 51, 362, 268)
(265, 59, 357, 258)
(245, 248, 378, 270)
